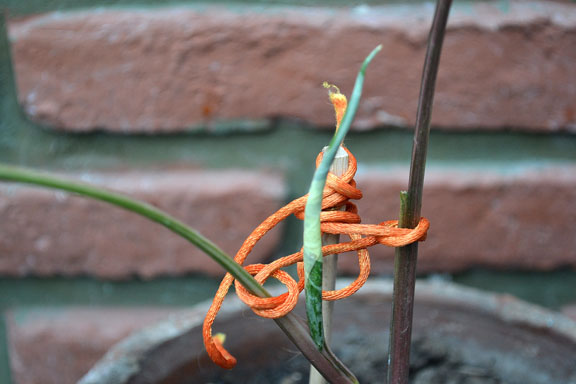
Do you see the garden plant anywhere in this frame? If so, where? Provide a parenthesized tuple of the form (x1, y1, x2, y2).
(0, 0, 452, 383)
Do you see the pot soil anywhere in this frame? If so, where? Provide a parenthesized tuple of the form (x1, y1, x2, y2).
(80, 280, 576, 384)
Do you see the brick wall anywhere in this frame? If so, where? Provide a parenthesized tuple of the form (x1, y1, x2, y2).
(1, 1, 576, 383)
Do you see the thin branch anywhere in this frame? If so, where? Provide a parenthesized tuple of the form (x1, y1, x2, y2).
(387, 1, 452, 384)
(0, 164, 356, 383)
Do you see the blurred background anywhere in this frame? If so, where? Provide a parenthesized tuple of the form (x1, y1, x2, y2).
(1, 0, 576, 383)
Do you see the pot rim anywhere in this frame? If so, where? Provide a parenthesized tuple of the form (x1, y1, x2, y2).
(79, 279, 576, 384)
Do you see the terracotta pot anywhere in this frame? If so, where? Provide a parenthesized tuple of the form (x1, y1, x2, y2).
(80, 280, 576, 384)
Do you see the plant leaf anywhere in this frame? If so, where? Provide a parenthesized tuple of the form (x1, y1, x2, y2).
(303, 45, 382, 349)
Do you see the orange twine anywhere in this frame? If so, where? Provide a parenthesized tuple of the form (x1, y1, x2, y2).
(202, 147, 430, 369)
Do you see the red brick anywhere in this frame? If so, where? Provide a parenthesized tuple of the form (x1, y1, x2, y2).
(338, 165, 576, 275)
(0, 169, 285, 278)
(6, 307, 187, 384)
(8, 1, 576, 133)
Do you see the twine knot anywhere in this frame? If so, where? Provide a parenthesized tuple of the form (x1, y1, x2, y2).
(203, 147, 429, 369)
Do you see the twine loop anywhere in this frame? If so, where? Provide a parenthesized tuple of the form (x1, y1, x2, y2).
(203, 147, 429, 369)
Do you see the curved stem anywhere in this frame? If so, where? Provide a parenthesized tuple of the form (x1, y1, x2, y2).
(0, 163, 263, 294)
(0, 163, 357, 383)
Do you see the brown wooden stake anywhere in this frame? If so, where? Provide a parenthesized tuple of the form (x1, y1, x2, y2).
(309, 145, 349, 384)
(387, 1, 452, 383)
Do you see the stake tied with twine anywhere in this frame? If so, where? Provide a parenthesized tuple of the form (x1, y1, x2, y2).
(203, 84, 430, 369)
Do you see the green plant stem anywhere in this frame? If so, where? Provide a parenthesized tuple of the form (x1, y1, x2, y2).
(303, 44, 382, 349)
(387, 1, 452, 384)
(0, 163, 357, 383)
(0, 163, 262, 294)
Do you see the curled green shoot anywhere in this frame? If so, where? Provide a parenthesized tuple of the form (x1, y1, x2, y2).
(302, 45, 382, 349)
